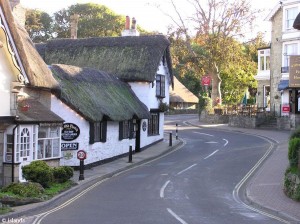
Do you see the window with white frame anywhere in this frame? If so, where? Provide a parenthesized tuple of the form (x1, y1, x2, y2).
(37, 126, 60, 159)
(258, 49, 270, 71)
(6, 125, 61, 163)
(283, 43, 298, 68)
(285, 7, 298, 30)
(5, 134, 13, 162)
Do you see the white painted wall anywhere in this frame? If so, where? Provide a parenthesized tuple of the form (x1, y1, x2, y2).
(129, 60, 171, 148)
(0, 46, 13, 116)
(51, 95, 135, 166)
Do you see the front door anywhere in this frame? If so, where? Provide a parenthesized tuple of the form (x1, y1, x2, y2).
(16, 125, 34, 182)
(135, 120, 141, 152)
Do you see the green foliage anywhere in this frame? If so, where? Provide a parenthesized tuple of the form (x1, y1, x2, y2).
(288, 138, 300, 168)
(290, 128, 300, 140)
(44, 181, 73, 198)
(53, 166, 74, 183)
(25, 9, 53, 43)
(1, 182, 44, 198)
(53, 3, 125, 38)
(22, 161, 54, 188)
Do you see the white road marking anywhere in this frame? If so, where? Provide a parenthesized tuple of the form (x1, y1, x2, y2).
(167, 208, 188, 224)
(160, 180, 171, 198)
(193, 131, 214, 137)
(204, 150, 219, 159)
(223, 139, 229, 147)
(177, 164, 197, 175)
(205, 141, 218, 144)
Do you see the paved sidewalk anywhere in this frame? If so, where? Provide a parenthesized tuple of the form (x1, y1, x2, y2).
(187, 119, 300, 223)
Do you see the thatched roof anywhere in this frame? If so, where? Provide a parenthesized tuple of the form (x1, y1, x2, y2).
(51, 64, 150, 122)
(17, 99, 64, 124)
(170, 77, 199, 103)
(36, 35, 173, 84)
(0, 0, 57, 89)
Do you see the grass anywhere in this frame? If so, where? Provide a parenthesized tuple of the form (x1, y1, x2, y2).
(44, 180, 74, 198)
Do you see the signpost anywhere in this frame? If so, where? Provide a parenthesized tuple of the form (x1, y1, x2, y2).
(77, 150, 87, 181)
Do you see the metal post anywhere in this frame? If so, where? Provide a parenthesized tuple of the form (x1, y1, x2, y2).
(169, 132, 172, 146)
(176, 123, 178, 140)
(128, 144, 133, 163)
(79, 160, 85, 181)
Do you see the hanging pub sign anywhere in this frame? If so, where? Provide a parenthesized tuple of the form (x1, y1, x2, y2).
(201, 75, 211, 86)
(61, 123, 80, 141)
(289, 56, 300, 88)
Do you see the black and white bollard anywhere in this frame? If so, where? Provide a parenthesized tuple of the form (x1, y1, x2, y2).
(169, 132, 172, 146)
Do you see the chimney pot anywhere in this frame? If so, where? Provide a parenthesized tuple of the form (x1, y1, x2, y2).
(131, 17, 136, 30)
(125, 16, 130, 30)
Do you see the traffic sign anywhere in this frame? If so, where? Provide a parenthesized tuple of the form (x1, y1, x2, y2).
(77, 150, 87, 160)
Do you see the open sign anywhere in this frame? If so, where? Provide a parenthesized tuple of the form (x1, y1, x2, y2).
(77, 150, 87, 160)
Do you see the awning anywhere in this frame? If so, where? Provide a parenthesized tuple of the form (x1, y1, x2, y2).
(278, 80, 289, 91)
(294, 13, 300, 30)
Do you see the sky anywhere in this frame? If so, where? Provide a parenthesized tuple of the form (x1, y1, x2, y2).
(20, 0, 280, 41)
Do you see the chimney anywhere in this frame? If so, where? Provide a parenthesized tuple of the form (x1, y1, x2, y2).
(70, 14, 80, 39)
(9, 0, 26, 27)
(125, 16, 130, 30)
(121, 16, 140, 37)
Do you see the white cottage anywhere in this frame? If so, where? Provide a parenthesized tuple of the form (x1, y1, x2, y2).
(36, 31, 174, 155)
(0, 0, 64, 185)
(49, 64, 150, 167)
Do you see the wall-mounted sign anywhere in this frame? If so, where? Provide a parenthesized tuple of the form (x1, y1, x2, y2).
(142, 121, 147, 132)
(289, 56, 300, 88)
(61, 142, 79, 151)
(61, 123, 80, 141)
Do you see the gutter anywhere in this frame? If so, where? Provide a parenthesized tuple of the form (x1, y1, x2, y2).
(12, 123, 19, 183)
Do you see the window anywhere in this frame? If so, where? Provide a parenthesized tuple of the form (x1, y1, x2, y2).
(119, 120, 135, 140)
(89, 121, 107, 144)
(284, 43, 298, 67)
(156, 74, 165, 98)
(266, 56, 270, 70)
(119, 120, 130, 140)
(260, 56, 265, 71)
(286, 7, 298, 30)
(258, 49, 270, 71)
(37, 126, 60, 159)
(5, 135, 13, 162)
(148, 112, 159, 136)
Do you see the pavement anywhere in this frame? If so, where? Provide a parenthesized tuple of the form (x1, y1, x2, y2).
(1, 117, 300, 224)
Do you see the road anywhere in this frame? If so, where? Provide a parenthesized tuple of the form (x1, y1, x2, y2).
(31, 115, 284, 223)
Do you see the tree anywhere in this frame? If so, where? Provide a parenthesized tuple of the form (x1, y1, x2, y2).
(25, 9, 53, 43)
(53, 3, 150, 38)
(164, 0, 260, 105)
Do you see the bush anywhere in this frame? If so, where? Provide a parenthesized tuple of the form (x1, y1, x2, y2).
(2, 182, 44, 198)
(290, 128, 300, 140)
(22, 161, 53, 188)
(53, 166, 74, 183)
(288, 138, 300, 168)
